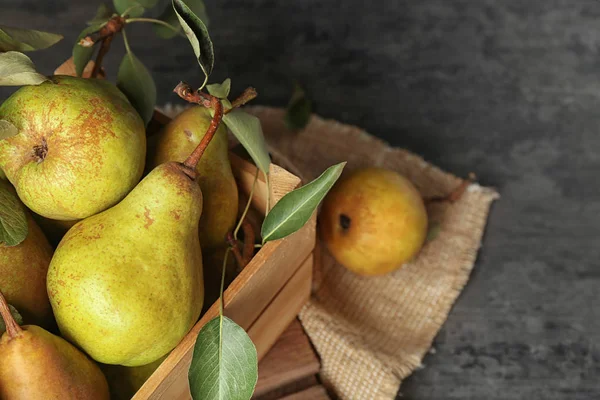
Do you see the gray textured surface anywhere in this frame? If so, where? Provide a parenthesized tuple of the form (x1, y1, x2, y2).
(1, 1, 599, 399)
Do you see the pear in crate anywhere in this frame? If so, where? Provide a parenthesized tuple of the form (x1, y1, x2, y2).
(0, 291, 110, 400)
(0, 181, 54, 327)
(0, 76, 146, 221)
(48, 162, 204, 366)
(148, 106, 238, 250)
(102, 355, 167, 400)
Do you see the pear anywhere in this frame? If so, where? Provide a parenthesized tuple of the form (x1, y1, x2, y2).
(148, 105, 238, 250)
(47, 161, 204, 366)
(32, 213, 78, 248)
(0, 181, 54, 327)
(0, 75, 146, 221)
(102, 355, 167, 400)
(320, 167, 428, 276)
(0, 290, 110, 400)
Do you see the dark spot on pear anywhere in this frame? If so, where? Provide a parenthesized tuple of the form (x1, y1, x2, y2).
(340, 214, 351, 231)
(33, 137, 48, 163)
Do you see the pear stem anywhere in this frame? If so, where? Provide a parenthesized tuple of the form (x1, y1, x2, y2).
(425, 173, 476, 204)
(0, 291, 22, 338)
(225, 87, 258, 114)
(219, 248, 231, 317)
(173, 82, 225, 171)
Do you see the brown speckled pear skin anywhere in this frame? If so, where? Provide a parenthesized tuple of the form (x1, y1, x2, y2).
(0, 294, 110, 400)
(47, 162, 204, 367)
(0, 182, 54, 327)
(0, 75, 146, 221)
(148, 106, 238, 250)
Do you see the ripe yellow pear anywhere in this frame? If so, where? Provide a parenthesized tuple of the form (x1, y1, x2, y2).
(0, 181, 54, 327)
(47, 162, 204, 366)
(320, 167, 428, 276)
(0, 291, 110, 400)
(0, 76, 146, 221)
(148, 106, 238, 250)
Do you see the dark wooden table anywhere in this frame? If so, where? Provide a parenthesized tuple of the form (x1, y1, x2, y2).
(1, 1, 599, 399)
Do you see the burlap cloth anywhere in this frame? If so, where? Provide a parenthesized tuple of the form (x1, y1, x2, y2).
(159, 105, 499, 400)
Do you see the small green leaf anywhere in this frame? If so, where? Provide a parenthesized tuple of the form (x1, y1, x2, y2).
(189, 316, 258, 400)
(0, 304, 23, 334)
(0, 181, 28, 247)
(262, 162, 346, 243)
(113, 0, 145, 17)
(0, 52, 48, 87)
(0, 121, 18, 140)
(285, 83, 312, 131)
(73, 24, 103, 77)
(0, 25, 63, 52)
(173, 0, 214, 87)
(87, 3, 114, 26)
(206, 78, 231, 99)
(222, 110, 270, 174)
(117, 51, 157, 125)
(426, 221, 441, 242)
(154, 0, 209, 39)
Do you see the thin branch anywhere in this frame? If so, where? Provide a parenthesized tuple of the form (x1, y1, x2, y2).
(225, 87, 258, 114)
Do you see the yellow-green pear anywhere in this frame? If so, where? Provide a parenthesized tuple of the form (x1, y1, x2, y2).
(0, 290, 110, 400)
(0, 181, 54, 327)
(0, 76, 146, 221)
(48, 162, 204, 366)
(102, 355, 167, 399)
(320, 167, 428, 276)
(148, 106, 238, 250)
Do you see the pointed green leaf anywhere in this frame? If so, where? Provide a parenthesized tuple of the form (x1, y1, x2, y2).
(73, 24, 103, 77)
(154, 0, 209, 39)
(0, 25, 63, 52)
(189, 316, 258, 400)
(117, 51, 157, 125)
(173, 0, 214, 86)
(113, 0, 145, 17)
(262, 162, 346, 243)
(285, 83, 312, 131)
(206, 78, 231, 99)
(0, 304, 23, 334)
(0, 120, 18, 140)
(0, 52, 48, 87)
(222, 110, 270, 174)
(87, 3, 114, 26)
(0, 181, 28, 247)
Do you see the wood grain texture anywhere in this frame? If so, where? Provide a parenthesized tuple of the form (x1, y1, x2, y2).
(2, 1, 600, 399)
(254, 318, 320, 397)
(280, 386, 330, 400)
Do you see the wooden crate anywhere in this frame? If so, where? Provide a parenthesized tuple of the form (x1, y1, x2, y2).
(132, 113, 317, 399)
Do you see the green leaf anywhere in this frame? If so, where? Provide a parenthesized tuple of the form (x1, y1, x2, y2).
(189, 316, 258, 400)
(0, 120, 18, 140)
(206, 78, 231, 99)
(173, 0, 214, 87)
(117, 51, 157, 125)
(154, 0, 209, 39)
(0, 52, 48, 87)
(113, 0, 145, 17)
(73, 24, 103, 77)
(426, 221, 441, 242)
(285, 83, 312, 131)
(262, 162, 346, 243)
(0, 304, 23, 334)
(222, 110, 270, 174)
(87, 3, 114, 26)
(0, 25, 63, 52)
(0, 181, 28, 247)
